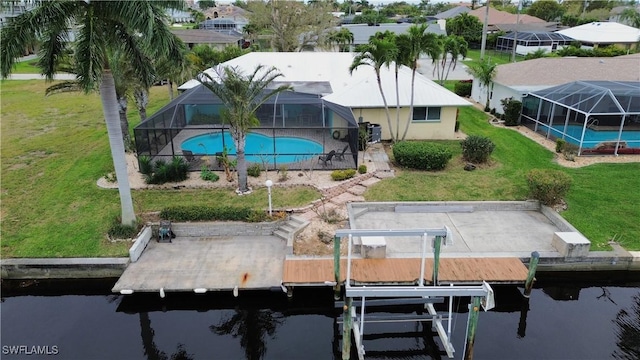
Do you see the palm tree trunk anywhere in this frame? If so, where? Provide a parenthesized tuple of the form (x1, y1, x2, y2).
(485, 87, 491, 111)
(117, 95, 131, 146)
(394, 64, 400, 143)
(100, 70, 136, 226)
(167, 81, 174, 101)
(236, 135, 248, 193)
(376, 70, 395, 142)
(401, 68, 417, 141)
(134, 88, 149, 122)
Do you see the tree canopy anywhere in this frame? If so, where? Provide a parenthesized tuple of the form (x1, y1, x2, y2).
(445, 13, 483, 47)
(527, 0, 565, 22)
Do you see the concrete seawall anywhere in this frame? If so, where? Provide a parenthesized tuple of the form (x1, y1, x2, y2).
(1, 258, 129, 280)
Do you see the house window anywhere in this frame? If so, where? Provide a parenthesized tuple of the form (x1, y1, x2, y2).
(412, 107, 441, 122)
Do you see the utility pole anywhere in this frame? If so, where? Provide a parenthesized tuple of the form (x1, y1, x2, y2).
(480, 0, 490, 60)
(511, 0, 522, 62)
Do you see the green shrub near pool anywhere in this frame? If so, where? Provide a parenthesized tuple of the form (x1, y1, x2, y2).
(392, 141, 453, 170)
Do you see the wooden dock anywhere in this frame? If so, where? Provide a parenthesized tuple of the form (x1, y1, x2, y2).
(283, 257, 529, 286)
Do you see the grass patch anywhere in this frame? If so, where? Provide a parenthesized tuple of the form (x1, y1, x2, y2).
(1, 80, 319, 258)
(366, 105, 640, 250)
(463, 49, 524, 66)
(8, 59, 45, 74)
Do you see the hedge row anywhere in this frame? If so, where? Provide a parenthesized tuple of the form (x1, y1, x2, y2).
(160, 205, 268, 222)
(392, 141, 452, 170)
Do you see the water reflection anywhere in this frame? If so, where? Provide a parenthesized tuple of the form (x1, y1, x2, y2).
(2, 274, 640, 360)
(210, 309, 282, 360)
(613, 293, 640, 359)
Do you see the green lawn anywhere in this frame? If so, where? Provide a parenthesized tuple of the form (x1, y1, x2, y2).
(463, 49, 525, 66)
(7, 58, 43, 74)
(1, 80, 638, 258)
(365, 105, 640, 251)
(0, 81, 320, 258)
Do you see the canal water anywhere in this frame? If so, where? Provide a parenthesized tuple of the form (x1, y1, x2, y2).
(2, 272, 639, 360)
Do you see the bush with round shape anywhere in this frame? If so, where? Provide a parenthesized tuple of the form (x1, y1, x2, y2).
(526, 169, 572, 206)
(460, 135, 495, 164)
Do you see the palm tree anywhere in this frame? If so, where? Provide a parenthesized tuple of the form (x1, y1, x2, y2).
(198, 65, 290, 194)
(620, 8, 640, 28)
(350, 37, 398, 142)
(397, 24, 441, 141)
(466, 58, 497, 112)
(434, 35, 468, 85)
(1, 1, 185, 226)
(211, 308, 283, 360)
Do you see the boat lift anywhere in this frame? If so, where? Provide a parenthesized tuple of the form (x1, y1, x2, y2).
(333, 228, 496, 360)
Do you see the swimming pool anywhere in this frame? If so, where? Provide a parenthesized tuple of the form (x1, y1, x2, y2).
(542, 124, 640, 148)
(181, 132, 323, 164)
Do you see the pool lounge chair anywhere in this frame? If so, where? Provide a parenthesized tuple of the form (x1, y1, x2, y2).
(318, 150, 336, 166)
(335, 144, 349, 161)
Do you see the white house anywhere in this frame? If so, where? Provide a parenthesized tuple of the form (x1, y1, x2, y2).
(180, 52, 471, 141)
(470, 54, 640, 113)
(556, 22, 640, 50)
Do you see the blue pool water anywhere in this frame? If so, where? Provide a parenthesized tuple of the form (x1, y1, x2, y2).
(181, 132, 323, 164)
(544, 124, 640, 148)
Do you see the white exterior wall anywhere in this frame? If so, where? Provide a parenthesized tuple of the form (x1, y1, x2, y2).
(515, 44, 569, 55)
(353, 106, 460, 140)
(471, 81, 526, 114)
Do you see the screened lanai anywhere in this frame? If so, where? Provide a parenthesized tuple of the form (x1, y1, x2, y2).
(134, 84, 360, 170)
(520, 81, 640, 155)
(496, 31, 574, 54)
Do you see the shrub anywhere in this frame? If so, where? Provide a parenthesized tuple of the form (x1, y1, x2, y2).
(139, 155, 153, 175)
(108, 222, 138, 239)
(331, 169, 357, 181)
(500, 97, 522, 126)
(454, 81, 472, 97)
(555, 139, 566, 153)
(393, 141, 453, 171)
(200, 166, 219, 182)
(247, 163, 262, 177)
(160, 205, 268, 222)
(358, 165, 367, 174)
(526, 169, 572, 206)
(278, 165, 289, 182)
(145, 156, 189, 184)
(460, 135, 495, 164)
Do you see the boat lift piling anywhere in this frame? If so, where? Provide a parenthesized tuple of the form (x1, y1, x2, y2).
(333, 228, 496, 360)
(524, 251, 540, 297)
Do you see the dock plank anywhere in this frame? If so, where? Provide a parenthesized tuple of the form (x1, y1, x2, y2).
(283, 257, 529, 285)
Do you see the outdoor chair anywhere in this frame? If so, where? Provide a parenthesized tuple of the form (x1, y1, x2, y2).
(318, 150, 336, 166)
(183, 150, 195, 163)
(335, 144, 349, 161)
(157, 220, 175, 243)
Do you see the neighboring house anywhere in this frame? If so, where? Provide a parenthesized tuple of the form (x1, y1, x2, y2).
(180, 52, 471, 141)
(468, 6, 546, 32)
(556, 22, 640, 50)
(470, 54, 640, 113)
(434, 6, 470, 20)
(202, 4, 249, 32)
(199, 18, 243, 36)
(171, 29, 242, 50)
(342, 23, 446, 48)
(167, 9, 194, 24)
(496, 31, 574, 55)
(609, 5, 640, 26)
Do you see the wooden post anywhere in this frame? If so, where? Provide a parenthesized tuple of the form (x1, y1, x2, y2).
(342, 297, 352, 360)
(433, 236, 442, 286)
(524, 251, 540, 298)
(464, 296, 482, 360)
(334, 235, 341, 300)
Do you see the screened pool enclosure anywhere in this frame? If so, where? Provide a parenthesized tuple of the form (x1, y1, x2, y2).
(134, 85, 360, 170)
(521, 81, 640, 155)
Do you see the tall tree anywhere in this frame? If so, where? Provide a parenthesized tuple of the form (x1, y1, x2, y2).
(620, 7, 640, 28)
(247, 0, 336, 52)
(350, 37, 398, 142)
(466, 58, 497, 111)
(445, 13, 483, 46)
(198, 65, 290, 194)
(434, 35, 468, 86)
(397, 24, 442, 141)
(527, 0, 565, 21)
(1, 0, 186, 226)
